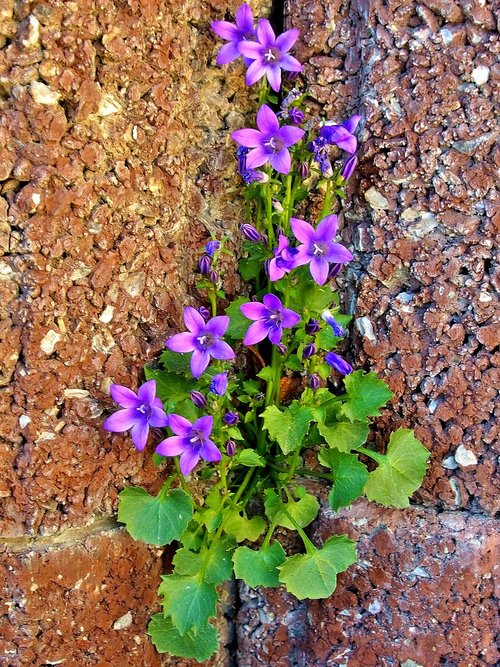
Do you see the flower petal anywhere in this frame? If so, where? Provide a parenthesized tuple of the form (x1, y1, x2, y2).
(155, 436, 186, 457)
(103, 409, 139, 432)
(279, 125, 305, 147)
(210, 20, 239, 41)
(245, 146, 269, 168)
(194, 415, 213, 437)
(281, 308, 301, 328)
(279, 53, 302, 72)
(268, 258, 287, 281)
(238, 40, 262, 59)
(184, 306, 205, 333)
(291, 217, 314, 244)
(316, 214, 339, 241)
(268, 325, 283, 345)
(266, 65, 281, 92)
(205, 315, 230, 337)
(231, 128, 263, 148)
(241, 301, 268, 320)
(310, 258, 329, 285)
(244, 320, 270, 346)
(166, 332, 196, 353)
(337, 134, 357, 154)
(179, 448, 200, 476)
(257, 18, 275, 46)
(269, 148, 290, 174)
(109, 384, 140, 408)
(199, 439, 222, 463)
(246, 58, 266, 86)
(262, 293, 283, 310)
(216, 42, 241, 65)
(168, 413, 193, 436)
(275, 28, 299, 52)
(149, 406, 169, 428)
(191, 349, 210, 378)
(210, 339, 235, 360)
(235, 3, 254, 32)
(131, 420, 149, 451)
(137, 379, 156, 405)
(291, 245, 311, 266)
(256, 104, 279, 134)
(326, 242, 353, 264)
(343, 114, 362, 134)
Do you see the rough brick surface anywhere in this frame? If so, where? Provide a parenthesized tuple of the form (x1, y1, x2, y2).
(237, 500, 500, 667)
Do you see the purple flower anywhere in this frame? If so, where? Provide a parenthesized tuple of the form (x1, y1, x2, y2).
(190, 390, 207, 409)
(288, 107, 304, 125)
(210, 372, 228, 396)
(308, 374, 320, 390)
(305, 318, 320, 335)
(240, 293, 300, 346)
(328, 263, 343, 280)
(103, 380, 169, 452)
(232, 104, 304, 175)
(199, 255, 211, 275)
(225, 439, 237, 457)
(211, 3, 257, 66)
(198, 305, 210, 320)
(302, 343, 316, 360)
(241, 223, 261, 242)
(205, 240, 220, 257)
(298, 162, 309, 179)
(165, 307, 235, 379)
(291, 215, 353, 285)
(319, 115, 362, 154)
(156, 414, 221, 476)
(223, 411, 239, 426)
(325, 352, 353, 376)
(321, 310, 345, 337)
(341, 155, 357, 182)
(268, 234, 298, 281)
(243, 169, 269, 184)
(239, 19, 302, 92)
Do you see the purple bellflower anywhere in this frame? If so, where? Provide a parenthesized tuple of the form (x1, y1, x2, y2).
(268, 234, 298, 281)
(319, 115, 362, 154)
(321, 310, 346, 337)
(210, 372, 228, 396)
(239, 19, 302, 92)
(291, 215, 353, 285)
(211, 3, 257, 66)
(165, 307, 235, 379)
(223, 411, 239, 425)
(307, 136, 333, 177)
(103, 380, 169, 452)
(241, 293, 300, 346)
(156, 414, 221, 476)
(205, 240, 220, 257)
(325, 352, 353, 375)
(232, 104, 304, 175)
(341, 154, 357, 181)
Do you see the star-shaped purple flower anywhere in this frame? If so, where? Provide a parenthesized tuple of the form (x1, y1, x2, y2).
(103, 380, 169, 451)
(232, 104, 304, 175)
(319, 115, 362, 154)
(268, 234, 299, 281)
(291, 215, 353, 286)
(156, 414, 221, 476)
(239, 19, 302, 91)
(165, 307, 235, 379)
(241, 293, 300, 346)
(211, 3, 257, 66)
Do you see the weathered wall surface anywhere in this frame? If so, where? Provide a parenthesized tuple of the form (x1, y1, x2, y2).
(1, 0, 498, 665)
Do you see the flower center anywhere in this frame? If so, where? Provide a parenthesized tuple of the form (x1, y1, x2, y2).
(196, 333, 215, 349)
(312, 242, 327, 257)
(268, 309, 283, 325)
(137, 403, 152, 418)
(188, 428, 205, 447)
(264, 135, 284, 154)
(263, 46, 280, 62)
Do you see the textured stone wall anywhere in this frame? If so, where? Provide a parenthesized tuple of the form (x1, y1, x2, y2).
(1, 0, 498, 665)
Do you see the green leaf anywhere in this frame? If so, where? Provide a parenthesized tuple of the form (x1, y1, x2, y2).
(284, 354, 303, 371)
(117, 487, 193, 546)
(262, 402, 314, 454)
(319, 449, 369, 511)
(223, 508, 266, 543)
(173, 537, 236, 584)
(363, 429, 429, 508)
(278, 535, 357, 599)
(144, 366, 195, 405)
(240, 256, 262, 281)
(317, 420, 369, 452)
(236, 449, 265, 467)
(257, 366, 273, 382)
(341, 371, 394, 422)
(225, 297, 252, 339)
(289, 273, 335, 313)
(159, 574, 218, 635)
(264, 488, 319, 530)
(148, 614, 218, 662)
(159, 349, 192, 375)
(233, 542, 287, 588)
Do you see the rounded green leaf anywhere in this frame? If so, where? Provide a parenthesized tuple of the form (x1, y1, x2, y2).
(159, 574, 218, 636)
(233, 542, 287, 588)
(319, 450, 369, 511)
(148, 614, 218, 662)
(264, 488, 319, 530)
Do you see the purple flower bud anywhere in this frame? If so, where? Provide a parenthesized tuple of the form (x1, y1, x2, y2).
(243, 169, 269, 184)
(289, 107, 304, 125)
(210, 372, 228, 396)
(198, 255, 211, 275)
(208, 269, 218, 284)
(328, 263, 343, 280)
(197, 306, 210, 320)
(340, 155, 357, 182)
(225, 439, 236, 457)
(305, 318, 320, 335)
(281, 88, 301, 109)
(261, 233, 269, 246)
(190, 390, 207, 409)
(205, 240, 221, 257)
(325, 352, 353, 376)
(308, 373, 320, 390)
(321, 310, 346, 337)
(299, 162, 309, 179)
(241, 223, 261, 242)
(263, 259, 271, 276)
(223, 411, 239, 426)
(272, 199, 284, 213)
(302, 343, 316, 360)
(277, 343, 287, 355)
(286, 70, 300, 81)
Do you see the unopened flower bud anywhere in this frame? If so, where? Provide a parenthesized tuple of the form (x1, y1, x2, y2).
(223, 411, 239, 426)
(272, 199, 284, 213)
(190, 390, 207, 409)
(198, 255, 211, 275)
(241, 223, 261, 242)
(208, 269, 218, 283)
(225, 439, 236, 457)
(308, 374, 320, 390)
(299, 162, 309, 179)
(328, 263, 342, 280)
(277, 343, 287, 355)
(286, 70, 300, 81)
(303, 343, 316, 360)
(260, 233, 269, 246)
(305, 318, 320, 334)
(321, 310, 345, 337)
(325, 352, 353, 376)
(197, 306, 210, 320)
(340, 155, 357, 182)
(289, 107, 304, 125)
(205, 240, 220, 257)
(210, 372, 228, 396)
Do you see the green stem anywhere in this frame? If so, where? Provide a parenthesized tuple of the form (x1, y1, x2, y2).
(209, 288, 217, 317)
(282, 174, 293, 234)
(174, 458, 191, 496)
(157, 473, 177, 499)
(264, 182, 275, 246)
(262, 520, 278, 548)
(358, 446, 386, 464)
(319, 179, 333, 219)
(276, 494, 316, 555)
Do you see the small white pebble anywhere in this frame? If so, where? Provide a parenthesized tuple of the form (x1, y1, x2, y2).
(40, 330, 61, 355)
(454, 445, 478, 469)
(113, 611, 133, 630)
(471, 66, 489, 86)
(19, 414, 31, 428)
